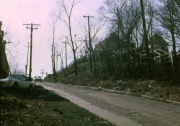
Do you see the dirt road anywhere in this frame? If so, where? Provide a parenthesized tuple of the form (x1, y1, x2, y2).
(37, 82, 180, 126)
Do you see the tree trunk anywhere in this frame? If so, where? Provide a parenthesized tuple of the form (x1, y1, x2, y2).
(140, 0, 151, 79)
(93, 51, 97, 78)
(73, 50, 78, 75)
(171, 25, 178, 68)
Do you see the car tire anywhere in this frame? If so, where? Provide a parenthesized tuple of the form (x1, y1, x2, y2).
(13, 83, 19, 91)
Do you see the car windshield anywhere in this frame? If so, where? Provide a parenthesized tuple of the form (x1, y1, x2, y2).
(7, 75, 17, 79)
(6, 75, 26, 81)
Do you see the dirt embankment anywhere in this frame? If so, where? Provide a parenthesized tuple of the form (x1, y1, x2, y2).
(45, 73, 180, 102)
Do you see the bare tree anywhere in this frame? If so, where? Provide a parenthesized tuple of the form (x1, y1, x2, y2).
(99, 0, 141, 78)
(9, 61, 24, 75)
(49, 10, 59, 80)
(0, 21, 11, 78)
(56, 0, 81, 75)
(81, 17, 105, 78)
(56, 47, 66, 77)
(156, 0, 180, 68)
(172, 0, 180, 40)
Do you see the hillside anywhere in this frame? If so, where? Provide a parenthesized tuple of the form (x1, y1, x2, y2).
(44, 62, 180, 102)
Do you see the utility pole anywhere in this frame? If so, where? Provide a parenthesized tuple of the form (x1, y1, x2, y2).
(23, 23, 40, 80)
(83, 15, 94, 72)
(62, 41, 68, 69)
(41, 69, 45, 79)
(25, 42, 29, 76)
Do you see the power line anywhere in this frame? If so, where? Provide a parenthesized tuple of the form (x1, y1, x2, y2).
(23, 23, 40, 80)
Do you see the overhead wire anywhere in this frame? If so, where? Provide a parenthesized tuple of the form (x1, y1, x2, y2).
(9, 0, 32, 68)
(32, 0, 39, 23)
(73, 0, 103, 24)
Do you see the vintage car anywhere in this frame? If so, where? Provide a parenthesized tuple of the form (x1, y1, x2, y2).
(34, 76, 43, 82)
(0, 75, 34, 91)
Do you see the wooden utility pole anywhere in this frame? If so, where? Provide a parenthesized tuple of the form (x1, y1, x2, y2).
(41, 69, 45, 79)
(83, 15, 94, 72)
(23, 23, 40, 80)
(25, 42, 29, 76)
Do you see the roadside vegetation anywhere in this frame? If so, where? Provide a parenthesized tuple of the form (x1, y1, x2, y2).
(44, 61, 180, 102)
(0, 86, 115, 126)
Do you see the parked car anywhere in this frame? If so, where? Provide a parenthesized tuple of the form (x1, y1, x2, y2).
(34, 76, 42, 82)
(0, 75, 34, 91)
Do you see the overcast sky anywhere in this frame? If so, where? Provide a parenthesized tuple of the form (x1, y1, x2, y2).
(0, 0, 104, 78)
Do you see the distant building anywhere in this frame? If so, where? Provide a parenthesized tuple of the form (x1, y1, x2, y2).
(150, 33, 170, 64)
(150, 33, 169, 52)
(95, 32, 126, 52)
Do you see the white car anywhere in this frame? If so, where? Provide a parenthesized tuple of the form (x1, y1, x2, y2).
(34, 76, 43, 82)
(0, 75, 35, 91)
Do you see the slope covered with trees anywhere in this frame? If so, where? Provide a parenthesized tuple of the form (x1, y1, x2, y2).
(45, 0, 180, 102)
(48, 0, 180, 83)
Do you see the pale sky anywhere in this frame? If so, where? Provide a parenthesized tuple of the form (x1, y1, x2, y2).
(0, 0, 105, 78)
